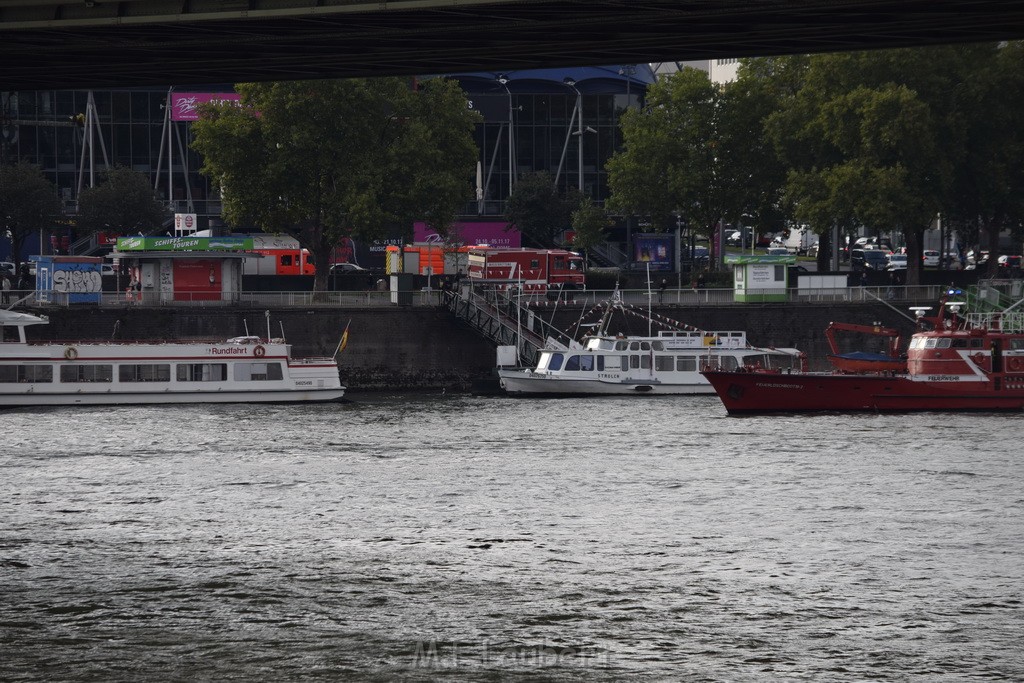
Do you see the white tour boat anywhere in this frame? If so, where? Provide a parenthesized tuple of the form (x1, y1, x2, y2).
(0, 309, 345, 407)
(497, 297, 805, 397)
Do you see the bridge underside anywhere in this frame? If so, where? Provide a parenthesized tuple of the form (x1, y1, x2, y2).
(2, 0, 1024, 91)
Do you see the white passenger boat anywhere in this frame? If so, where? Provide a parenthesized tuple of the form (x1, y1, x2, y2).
(497, 298, 805, 396)
(0, 309, 345, 407)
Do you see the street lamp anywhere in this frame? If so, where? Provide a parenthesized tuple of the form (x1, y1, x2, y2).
(563, 77, 586, 193)
(497, 74, 515, 197)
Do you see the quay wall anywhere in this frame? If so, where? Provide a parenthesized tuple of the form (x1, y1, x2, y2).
(23, 300, 924, 391)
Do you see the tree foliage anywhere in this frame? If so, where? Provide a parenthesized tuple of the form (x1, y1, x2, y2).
(76, 165, 170, 236)
(190, 78, 480, 291)
(0, 161, 62, 271)
(505, 171, 582, 248)
(570, 197, 612, 260)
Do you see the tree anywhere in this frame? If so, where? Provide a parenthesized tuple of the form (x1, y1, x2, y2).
(944, 42, 1024, 276)
(607, 68, 723, 241)
(0, 161, 62, 273)
(190, 78, 480, 292)
(570, 197, 611, 263)
(767, 47, 969, 284)
(505, 171, 582, 248)
(76, 165, 170, 236)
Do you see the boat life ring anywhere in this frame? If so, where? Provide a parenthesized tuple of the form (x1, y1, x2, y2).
(1009, 357, 1023, 372)
(64, 347, 78, 361)
(253, 345, 266, 358)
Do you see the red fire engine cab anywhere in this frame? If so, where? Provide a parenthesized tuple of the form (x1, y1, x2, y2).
(466, 247, 585, 292)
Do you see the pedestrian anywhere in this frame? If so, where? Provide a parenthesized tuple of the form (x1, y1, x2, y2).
(658, 278, 667, 303)
(860, 270, 868, 287)
(1, 273, 11, 304)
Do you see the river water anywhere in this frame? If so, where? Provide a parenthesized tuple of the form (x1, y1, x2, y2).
(2, 394, 1022, 682)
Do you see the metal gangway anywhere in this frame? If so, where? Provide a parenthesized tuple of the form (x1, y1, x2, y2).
(444, 286, 574, 367)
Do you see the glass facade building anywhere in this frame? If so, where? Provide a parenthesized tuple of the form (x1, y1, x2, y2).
(1, 66, 654, 259)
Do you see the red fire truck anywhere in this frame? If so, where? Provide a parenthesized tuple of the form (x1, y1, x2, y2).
(466, 247, 585, 292)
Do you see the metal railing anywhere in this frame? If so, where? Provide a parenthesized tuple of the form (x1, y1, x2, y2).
(11, 283, 952, 310)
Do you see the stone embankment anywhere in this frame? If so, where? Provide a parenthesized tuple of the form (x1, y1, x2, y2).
(24, 299, 926, 391)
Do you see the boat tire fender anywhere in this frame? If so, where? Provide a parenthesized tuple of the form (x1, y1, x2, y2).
(64, 347, 78, 361)
(254, 345, 266, 358)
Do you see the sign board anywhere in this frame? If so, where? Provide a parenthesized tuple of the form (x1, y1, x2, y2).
(174, 213, 198, 235)
(116, 236, 254, 252)
(170, 92, 242, 121)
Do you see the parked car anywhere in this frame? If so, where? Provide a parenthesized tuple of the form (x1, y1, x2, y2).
(922, 250, 940, 267)
(967, 250, 989, 267)
(851, 248, 890, 271)
(330, 262, 368, 273)
(998, 255, 1022, 271)
(0, 261, 15, 276)
(766, 247, 790, 256)
(886, 253, 908, 271)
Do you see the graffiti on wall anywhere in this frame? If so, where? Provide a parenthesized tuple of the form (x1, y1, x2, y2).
(52, 268, 102, 293)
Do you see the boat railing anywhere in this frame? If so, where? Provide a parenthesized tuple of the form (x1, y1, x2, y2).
(965, 311, 1024, 333)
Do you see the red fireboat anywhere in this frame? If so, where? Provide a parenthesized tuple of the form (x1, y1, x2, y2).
(702, 290, 1024, 413)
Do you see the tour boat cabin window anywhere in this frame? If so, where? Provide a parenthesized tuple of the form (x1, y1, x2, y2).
(234, 362, 284, 381)
(578, 355, 594, 371)
(543, 353, 565, 371)
(177, 363, 228, 382)
(565, 355, 580, 371)
(0, 364, 53, 383)
(60, 365, 113, 383)
(119, 364, 171, 382)
(654, 355, 674, 372)
(652, 341, 664, 351)
(676, 356, 697, 372)
(615, 341, 627, 351)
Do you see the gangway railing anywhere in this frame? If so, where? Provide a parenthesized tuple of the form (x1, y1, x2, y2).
(444, 287, 564, 367)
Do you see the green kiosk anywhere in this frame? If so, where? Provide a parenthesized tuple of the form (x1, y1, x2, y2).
(725, 253, 796, 303)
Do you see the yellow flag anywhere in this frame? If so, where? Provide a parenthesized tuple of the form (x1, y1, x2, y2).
(336, 320, 351, 356)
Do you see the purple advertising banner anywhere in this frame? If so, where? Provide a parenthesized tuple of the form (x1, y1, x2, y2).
(633, 233, 675, 271)
(171, 92, 242, 121)
(413, 221, 521, 249)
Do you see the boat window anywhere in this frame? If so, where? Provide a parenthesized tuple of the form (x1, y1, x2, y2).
(952, 339, 968, 348)
(597, 356, 605, 371)
(934, 338, 951, 348)
(640, 342, 651, 351)
(233, 362, 284, 381)
(578, 355, 595, 371)
(177, 363, 228, 382)
(565, 355, 581, 371)
(970, 339, 984, 349)
(676, 355, 697, 372)
(547, 353, 564, 371)
(615, 341, 627, 351)
(720, 356, 739, 370)
(629, 342, 640, 351)
(630, 355, 640, 369)
(652, 341, 664, 351)
(640, 355, 651, 370)
(0, 364, 53, 383)
(60, 365, 113, 383)
(119, 364, 171, 382)
(924, 338, 938, 348)
(654, 355, 674, 371)
(1010, 339, 1024, 350)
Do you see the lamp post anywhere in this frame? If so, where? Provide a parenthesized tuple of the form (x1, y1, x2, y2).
(497, 75, 515, 198)
(563, 77, 585, 193)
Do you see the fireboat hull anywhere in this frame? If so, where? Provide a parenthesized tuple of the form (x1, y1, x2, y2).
(701, 369, 1024, 414)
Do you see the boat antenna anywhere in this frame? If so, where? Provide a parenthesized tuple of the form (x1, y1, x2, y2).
(243, 319, 250, 336)
(279, 321, 286, 342)
(265, 310, 271, 342)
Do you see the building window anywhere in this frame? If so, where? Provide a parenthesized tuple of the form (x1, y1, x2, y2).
(177, 363, 228, 382)
(0, 364, 53, 383)
(60, 365, 113, 383)
(119, 364, 171, 382)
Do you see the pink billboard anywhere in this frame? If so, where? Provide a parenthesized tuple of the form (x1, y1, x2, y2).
(170, 92, 242, 122)
(413, 221, 521, 249)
